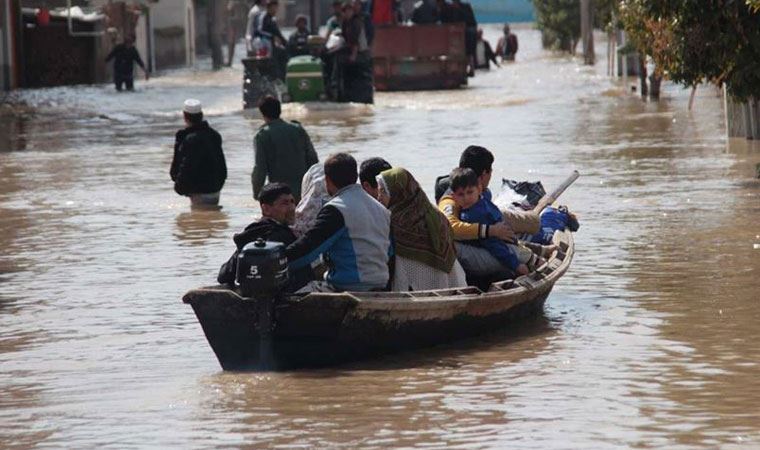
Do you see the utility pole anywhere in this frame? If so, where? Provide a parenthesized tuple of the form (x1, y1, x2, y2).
(309, 0, 317, 34)
(580, 0, 594, 65)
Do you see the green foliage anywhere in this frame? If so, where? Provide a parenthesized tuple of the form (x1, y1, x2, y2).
(532, 0, 581, 52)
(594, 0, 620, 33)
(532, 0, 621, 52)
(620, 0, 760, 100)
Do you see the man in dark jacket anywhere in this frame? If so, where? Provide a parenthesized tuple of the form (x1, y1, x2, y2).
(105, 36, 148, 91)
(257, 0, 288, 80)
(252, 97, 318, 202)
(218, 183, 313, 291)
(474, 28, 500, 70)
(332, 1, 373, 104)
(450, 0, 477, 76)
(170, 99, 228, 206)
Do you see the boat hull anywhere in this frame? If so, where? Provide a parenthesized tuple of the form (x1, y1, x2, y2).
(183, 231, 574, 370)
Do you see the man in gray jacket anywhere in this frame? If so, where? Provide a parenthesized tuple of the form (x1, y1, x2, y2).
(286, 153, 392, 292)
(251, 96, 319, 202)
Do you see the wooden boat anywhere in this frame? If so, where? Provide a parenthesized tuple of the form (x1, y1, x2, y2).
(183, 229, 574, 371)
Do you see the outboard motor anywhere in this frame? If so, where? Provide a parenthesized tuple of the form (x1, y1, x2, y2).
(236, 238, 289, 298)
(235, 238, 289, 370)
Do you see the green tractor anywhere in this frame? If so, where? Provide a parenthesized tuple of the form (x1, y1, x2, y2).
(243, 37, 373, 108)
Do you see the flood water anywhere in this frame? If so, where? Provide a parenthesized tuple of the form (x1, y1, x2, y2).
(1, 26, 759, 448)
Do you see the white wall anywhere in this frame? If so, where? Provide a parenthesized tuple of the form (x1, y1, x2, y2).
(150, 0, 191, 30)
(150, 0, 194, 67)
(134, 13, 151, 71)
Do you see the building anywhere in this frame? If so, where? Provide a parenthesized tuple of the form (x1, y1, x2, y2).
(1, 0, 196, 91)
(149, 0, 195, 69)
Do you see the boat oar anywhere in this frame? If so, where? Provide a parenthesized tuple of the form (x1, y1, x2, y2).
(533, 170, 580, 214)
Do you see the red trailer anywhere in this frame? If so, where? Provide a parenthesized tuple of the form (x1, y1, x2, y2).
(372, 23, 468, 91)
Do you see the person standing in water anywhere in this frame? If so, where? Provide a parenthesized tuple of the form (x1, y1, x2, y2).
(496, 23, 519, 61)
(170, 99, 228, 207)
(105, 35, 148, 92)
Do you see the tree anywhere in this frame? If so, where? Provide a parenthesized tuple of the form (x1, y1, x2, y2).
(532, 0, 620, 54)
(621, 0, 760, 102)
(532, 0, 581, 53)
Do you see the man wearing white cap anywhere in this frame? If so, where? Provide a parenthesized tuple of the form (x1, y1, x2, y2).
(170, 99, 228, 207)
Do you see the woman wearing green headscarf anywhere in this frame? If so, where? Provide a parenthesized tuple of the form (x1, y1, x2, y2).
(376, 168, 467, 291)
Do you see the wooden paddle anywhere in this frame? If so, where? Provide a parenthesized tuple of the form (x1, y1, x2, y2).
(533, 170, 580, 214)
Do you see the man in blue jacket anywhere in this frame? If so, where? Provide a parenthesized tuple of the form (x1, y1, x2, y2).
(286, 153, 392, 292)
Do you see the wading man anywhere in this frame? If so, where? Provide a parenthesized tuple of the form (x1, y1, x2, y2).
(251, 96, 319, 202)
(170, 99, 228, 207)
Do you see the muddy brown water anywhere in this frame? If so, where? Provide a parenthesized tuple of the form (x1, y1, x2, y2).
(1, 27, 759, 448)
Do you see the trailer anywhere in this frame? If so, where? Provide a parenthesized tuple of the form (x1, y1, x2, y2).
(372, 23, 468, 91)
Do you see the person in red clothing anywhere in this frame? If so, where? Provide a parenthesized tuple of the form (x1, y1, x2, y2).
(372, 0, 393, 24)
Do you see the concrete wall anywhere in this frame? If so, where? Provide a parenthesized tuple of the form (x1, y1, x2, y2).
(133, 12, 150, 72)
(150, 0, 194, 68)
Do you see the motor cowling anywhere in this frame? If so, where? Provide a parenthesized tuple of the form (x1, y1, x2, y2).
(236, 238, 289, 298)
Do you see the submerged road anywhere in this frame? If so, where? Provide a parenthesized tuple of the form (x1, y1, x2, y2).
(1, 26, 759, 448)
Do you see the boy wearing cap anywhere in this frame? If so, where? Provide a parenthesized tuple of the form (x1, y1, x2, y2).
(170, 99, 228, 206)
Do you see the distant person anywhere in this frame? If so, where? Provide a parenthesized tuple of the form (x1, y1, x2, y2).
(170, 99, 227, 207)
(245, 0, 266, 54)
(257, 0, 288, 78)
(287, 15, 311, 57)
(451, 0, 477, 76)
(286, 153, 391, 292)
(496, 23, 518, 61)
(217, 182, 313, 291)
(359, 157, 392, 197)
(372, 0, 394, 25)
(435, 0, 455, 23)
(333, 0, 373, 103)
(474, 28, 499, 70)
(375, 168, 467, 291)
(105, 35, 148, 92)
(324, 0, 344, 40)
(353, 0, 374, 46)
(251, 96, 319, 202)
(411, 0, 438, 24)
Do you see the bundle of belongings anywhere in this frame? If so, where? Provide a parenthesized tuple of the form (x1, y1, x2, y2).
(492, 179, 580, 244)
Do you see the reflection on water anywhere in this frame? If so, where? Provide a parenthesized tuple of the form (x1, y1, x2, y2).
(0, 112, 28, 152)
(1, 25, 759, 448)
(174, 209, 230, 246)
